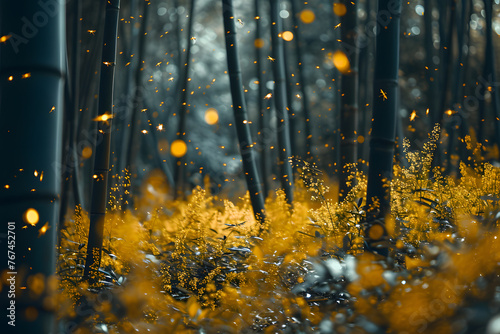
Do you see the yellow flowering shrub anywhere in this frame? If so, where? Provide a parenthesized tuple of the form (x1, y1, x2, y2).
(57, 134, 500, 333)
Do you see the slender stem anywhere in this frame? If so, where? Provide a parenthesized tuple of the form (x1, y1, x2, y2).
(446, 0, 467, 175)
(124, 0, 149, 194)
(424, 0, 436, 131)
(255, 0, 270, 197)
(433, 0, 455, 169)
(60, 0, 83, 234)
(83, 0, 121, 281)
(270, 0, 294, 205)
(222, 0, 266, 223)
(174, 0, 196, 199)
(339, 0, 359, 200)
(483, 0, 500, 149)
(119, 0, 139, 174)
(290, 0, 312, 158)
(365, 0, 402, 256)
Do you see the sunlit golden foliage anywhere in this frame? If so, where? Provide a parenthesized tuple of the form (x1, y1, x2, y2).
(391, 125, 500, 247)
(57, 138, 500, 333)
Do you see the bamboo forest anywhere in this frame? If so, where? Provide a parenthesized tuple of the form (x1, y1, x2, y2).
(2, 0, 500, 333)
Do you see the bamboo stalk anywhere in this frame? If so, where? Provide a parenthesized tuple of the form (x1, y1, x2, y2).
(446, 0, 468, 175)
(254, 0, 270, 197)
(222, 0, 266, 223)
(483, 0, 500, 149)
(290, 0, 312, 158)
(339, 0, 359, 200)
(122, 0, 149, 208)
(59, 59, 72, 233)
(70, 0, 82, 209)
(0, 1, 65, 331)
(174, 0, 196, 199)
(118, 0, 139, 175)
(270, 0, 294, 205)
(424, 0, 436, 131)
(357, 0, 372, 167)
(60, 0, 83, 232)
(433, 0, 455, 169)
(365, 0, 402, 256)
(83, 0, 121, 281)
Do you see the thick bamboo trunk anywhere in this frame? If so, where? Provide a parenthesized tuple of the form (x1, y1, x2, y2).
(0, 1, 65, 332)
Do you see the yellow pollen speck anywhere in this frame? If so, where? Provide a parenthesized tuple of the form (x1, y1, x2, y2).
(0, 35, 12, 43)
(38, 222, 50, 237)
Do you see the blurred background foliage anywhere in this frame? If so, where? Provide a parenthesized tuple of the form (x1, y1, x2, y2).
(64, 0, 500, 214)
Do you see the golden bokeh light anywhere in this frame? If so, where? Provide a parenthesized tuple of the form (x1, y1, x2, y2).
(24, 208, 39, 226)
(170, 139, 187, 158)
(357, 135, 365, 144)
(205, 108, 219, 125)
(281, 31, 294, 41)
(81, 146, 92, 159)
(300, 9, 315, 24)
(254, 38, 265, 48)
(368, 224, 385, 240)
(333, 3, 347, 16)
(332, 50, 350, 74)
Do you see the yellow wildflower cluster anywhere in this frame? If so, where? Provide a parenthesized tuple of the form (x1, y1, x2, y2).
(56, 136, 500, 332)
